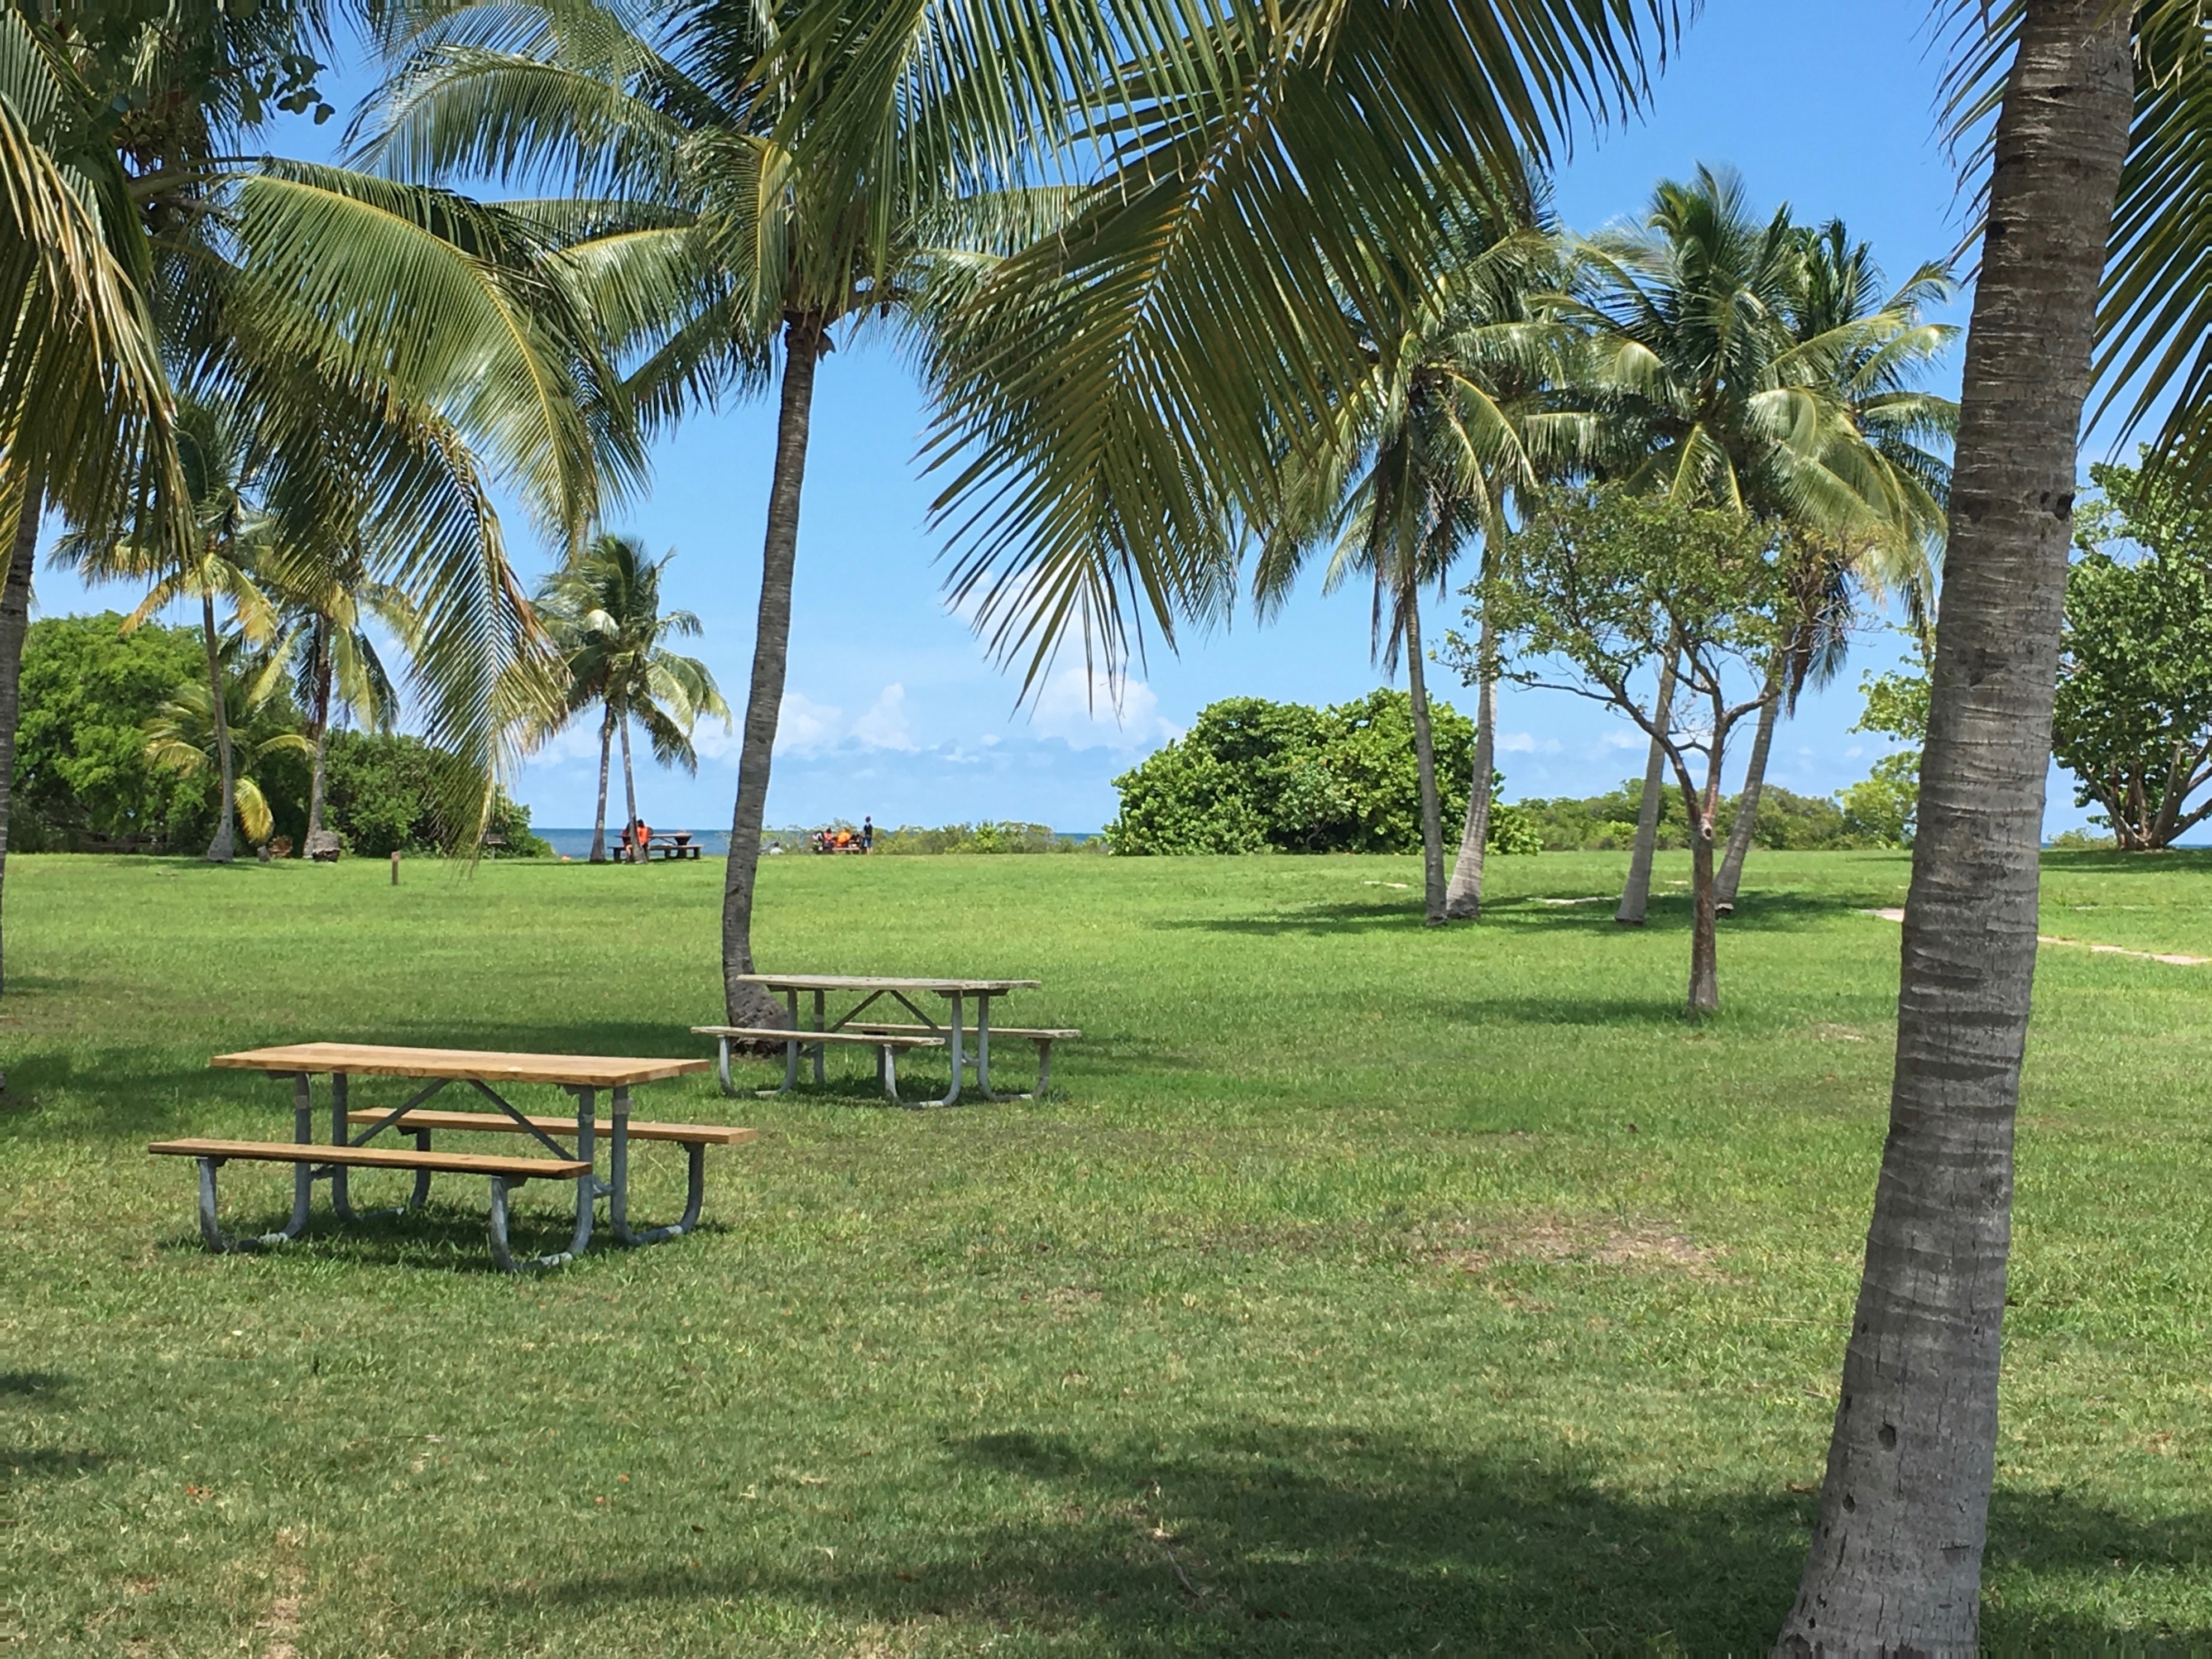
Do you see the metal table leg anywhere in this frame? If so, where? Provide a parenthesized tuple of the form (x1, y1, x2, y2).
(812, 989, 827, 1084)
(939, 992, 965, 1107)
(489, 1086, 598, 1270)
(328, 1071, 356, 1220)
(610, 1085, 703, 1246)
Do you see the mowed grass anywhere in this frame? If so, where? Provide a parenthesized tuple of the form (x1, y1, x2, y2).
(3, 847, 2210, 1655)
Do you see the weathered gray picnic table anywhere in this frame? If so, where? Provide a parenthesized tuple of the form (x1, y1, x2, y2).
(146, 1043, 742, 1270)
(696, 974, 1073, 1107)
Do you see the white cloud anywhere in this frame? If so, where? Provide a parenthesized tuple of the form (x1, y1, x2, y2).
(774, 691, 843, 756)
(1600, 729, 1648, 751)
(1026, 665, 1179, 751)
(1496, 731, 1562, 755)
(852, 683, 919, 751)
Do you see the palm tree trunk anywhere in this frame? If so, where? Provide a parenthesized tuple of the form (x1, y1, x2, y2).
(1777, 7, 2133, 1652)
(1403, 597, 1447, 926)
(1445, 587, 1498, 921)
(0, 480, 41, 994)
(589, 706, 613, 862)
(306, 622, 333, 840)
(1616, 653, 1677, 926)
(201, 591, 237, 864)
(1715, 656, 1783, 913)
(619, 713, 639, 865)
(723, 314, 824, 1025)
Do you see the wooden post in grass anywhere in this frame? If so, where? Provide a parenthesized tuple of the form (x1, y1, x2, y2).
(390, 851, 400, 886)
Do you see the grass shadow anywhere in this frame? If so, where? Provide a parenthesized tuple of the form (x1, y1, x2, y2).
(481, 1424, 2212, 1652)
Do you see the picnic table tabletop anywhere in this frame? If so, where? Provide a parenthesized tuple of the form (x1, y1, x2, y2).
(210, 1042, 711, 1088)
(731, 973, 1041, 995)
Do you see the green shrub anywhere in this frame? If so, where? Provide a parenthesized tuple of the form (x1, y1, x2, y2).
(871, 822, 1103, 855)
(12, 614, 207, 851)
(1107, 691, 1498, 855)
(319, 731, 548, 858)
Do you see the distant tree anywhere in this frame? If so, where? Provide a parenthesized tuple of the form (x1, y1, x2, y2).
(57, 399, 283, 864)
(322, 731, 548, 857)
(1476, 487, 1822, 1018)
(263, 540, 418, 845)
(2051, 459, 2212, 850)
(1839, 644, 1930, 849)
(535, 535, 728, 862)
(143, 655, 313, 847)
(12, 616, 207, 851)
(1108, 690, 1539, 859)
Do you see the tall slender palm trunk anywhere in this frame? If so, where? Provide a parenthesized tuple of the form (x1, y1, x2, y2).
(306, 622, 334, 840)
(1616, 653, 1677, 926)
(1445, 577, 1498, 922)
(1715, 658, 1783, 913)
(1402, 597, 1447, 926)
(723, 314, 824, 1025)
(0, 482, 41, 994)
(1777, 6, 2133, 1651)
(619, 714, 639, 864)
(201, 591, 238, 864)
(590, 707, 614, 862)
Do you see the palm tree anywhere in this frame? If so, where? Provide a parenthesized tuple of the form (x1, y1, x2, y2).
(57, 398, 281, 862)
(359, 0, 1071, 1015)
(143, 653, 314, 848)
(1712, 220, 1956, 911)
(535, 534, 728, 864)
(263, 539, 417, 844)
(776, 0, 2212, 1642)
(1252, 196, 1580, 923)
(1559, 167, 1953, 923)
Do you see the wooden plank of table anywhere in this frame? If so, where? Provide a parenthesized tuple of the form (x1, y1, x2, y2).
(730, 974, 1042, 994)
(210, 1043, 712, 1087)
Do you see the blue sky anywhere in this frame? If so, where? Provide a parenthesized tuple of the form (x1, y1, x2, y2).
(38, 0, 2125, 837)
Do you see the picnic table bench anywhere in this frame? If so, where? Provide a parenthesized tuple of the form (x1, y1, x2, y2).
(697, 974, 1071, 1107)
(147, 1043, 734, 1272)
(646, 832, 701, 861)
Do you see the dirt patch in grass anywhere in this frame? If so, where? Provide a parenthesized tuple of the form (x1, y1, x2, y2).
(1421, 1215, 1726, 1278)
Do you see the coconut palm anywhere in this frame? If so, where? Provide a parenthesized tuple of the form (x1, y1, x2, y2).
(1558, 167, 1955, 923)
(1251, 193, 1582, 923)
(262, 538, 418, 843)
(823, 0, 2211, 1641)
(57, 397, 282, 862)
(143, 653, 314, 847)
(358, 0, 1074, 1013)
(535, 534, 728, 863)
(1710, 219, 1956, 910)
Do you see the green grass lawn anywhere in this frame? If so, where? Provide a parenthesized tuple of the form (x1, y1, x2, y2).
(3, 847, 2209, 1655)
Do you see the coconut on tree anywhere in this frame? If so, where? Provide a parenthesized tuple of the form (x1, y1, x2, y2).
(535, 534, 728, 863)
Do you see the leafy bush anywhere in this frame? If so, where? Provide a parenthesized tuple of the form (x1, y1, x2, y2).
(322, 731, 548, 857)
(12, 615, 209, 851)
(1515, 779, 1874, 852)
(1109, 690, 1513, 855)
(873, 822, 1103, 855)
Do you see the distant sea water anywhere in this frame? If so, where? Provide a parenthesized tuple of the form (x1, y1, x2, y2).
(538, 826, 730, 859)
(532, 827, 1101, 859)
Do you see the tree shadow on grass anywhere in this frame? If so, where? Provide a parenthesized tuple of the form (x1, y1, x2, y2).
(483, 1424, 2212, 1653)
(1161, 886, 1906, 942)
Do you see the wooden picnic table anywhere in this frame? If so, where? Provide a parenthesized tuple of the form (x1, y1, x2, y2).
(153, 1043, 724, 1270)
(714, 974, 1040, 1105)
(645, 832, 700, 861)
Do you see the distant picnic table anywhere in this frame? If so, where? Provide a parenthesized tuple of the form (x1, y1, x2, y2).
(147, 1043, 742, 1271)
(646, 832, 701, 861)
(696, 974, 1077, 1108)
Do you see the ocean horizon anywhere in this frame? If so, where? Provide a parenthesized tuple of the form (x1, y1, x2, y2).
(531, 827, 1101, 859)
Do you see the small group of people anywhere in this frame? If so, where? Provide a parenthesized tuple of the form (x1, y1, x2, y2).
(620, 818, 652, 862)
(811, 816, 874, 855)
